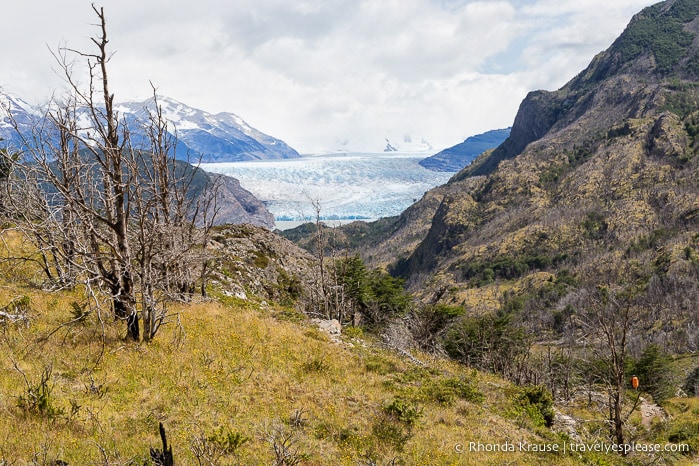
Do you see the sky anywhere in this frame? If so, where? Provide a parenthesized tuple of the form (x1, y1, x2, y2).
(1, 0, 658, 154)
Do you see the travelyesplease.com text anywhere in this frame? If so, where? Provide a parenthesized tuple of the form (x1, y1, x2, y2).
(455, 441, 690, 455)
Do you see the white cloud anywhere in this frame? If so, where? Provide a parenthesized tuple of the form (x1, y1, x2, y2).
(0, 0, 658, 153)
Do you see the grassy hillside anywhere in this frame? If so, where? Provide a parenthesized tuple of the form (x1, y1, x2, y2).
(2, 228, 697, 465)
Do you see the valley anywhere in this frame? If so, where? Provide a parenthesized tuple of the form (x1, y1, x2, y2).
(1, 0, 699, 464)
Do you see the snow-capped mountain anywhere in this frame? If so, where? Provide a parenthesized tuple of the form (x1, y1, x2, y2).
(115, 96, 300, 162)
(0, 87, 42, 148)
(0, 88, 281, 227)
(0, 89, 300, 163)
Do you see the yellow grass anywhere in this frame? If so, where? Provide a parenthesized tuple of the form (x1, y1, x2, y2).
(0, 230, 696, 465)
(0, 283, 578, 465)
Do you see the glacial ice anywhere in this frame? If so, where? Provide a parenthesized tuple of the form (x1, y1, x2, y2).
(201, 152, 454, 223)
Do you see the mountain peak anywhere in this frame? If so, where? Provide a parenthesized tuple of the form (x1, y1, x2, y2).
(2, 87, 300, 164)
(548, 0, 699, 95)
(459, 0, 699, 179)
(113, 95, 301, 162)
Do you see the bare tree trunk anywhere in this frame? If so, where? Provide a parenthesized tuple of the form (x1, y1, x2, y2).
(576, 286, 639, 452)
(5, 5, 218, 343)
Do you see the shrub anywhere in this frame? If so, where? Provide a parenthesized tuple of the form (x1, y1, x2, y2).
(372, 417, 411, 451)
(371, 397, 422, 452)
(422, 376, 483, 405)
(302, 356, 330, 374)
(581, 211, 608, 240)
(684, 366, 699, 396)
(667, 421, 699, 456)
(364, 355, 398, 375)
(459, 253, 568, 285)
(409, 304, 465, 351)
(631, 344, 676, 404)
(336, 255, 411, 327)
(444, 313, 529, 376)
(382, 397, 423, 426)
(190, 426, 250, 465)
(275, 268, 303, 305)
(514, 385, 555, 428)
(16, 364, 63, 419)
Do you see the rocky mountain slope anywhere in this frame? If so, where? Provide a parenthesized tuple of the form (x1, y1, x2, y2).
(0, 89, 280, 227)
(212, 174, 275, 227)
(339, 0, 699, 353)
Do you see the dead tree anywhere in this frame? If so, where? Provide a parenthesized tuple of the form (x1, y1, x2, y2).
(5, 5, 217, 341)
(576, 285, 641, 449)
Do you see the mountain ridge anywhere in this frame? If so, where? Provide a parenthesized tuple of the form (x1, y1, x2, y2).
(330, 0, 699, 355)
(0, 90, 300, 163)
(116, 96, 300, 162)
(0, 89, 278, 228)
(419, 128, 511, 172)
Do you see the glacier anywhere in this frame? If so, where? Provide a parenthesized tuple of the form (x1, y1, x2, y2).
(201, 152, 455, 227)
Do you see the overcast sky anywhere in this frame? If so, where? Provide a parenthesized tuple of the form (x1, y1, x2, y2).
(1, 0, 657, 153)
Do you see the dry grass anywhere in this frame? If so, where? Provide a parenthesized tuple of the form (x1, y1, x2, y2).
(0, 282, 578, 465)
(0, 231, 696, 465)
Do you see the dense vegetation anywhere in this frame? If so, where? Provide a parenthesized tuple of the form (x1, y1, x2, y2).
(611, 0, 699, 75)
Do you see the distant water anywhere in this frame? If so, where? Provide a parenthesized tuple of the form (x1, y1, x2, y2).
(274, 219, 370, 231)
(201, 152, 454, 228)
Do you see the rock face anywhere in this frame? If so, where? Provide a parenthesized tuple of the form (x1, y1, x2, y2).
(212, 174, 275, 228)
(208, 224, 318, 308)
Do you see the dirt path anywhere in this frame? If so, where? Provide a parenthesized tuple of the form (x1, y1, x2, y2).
(639, 397, 665, 429)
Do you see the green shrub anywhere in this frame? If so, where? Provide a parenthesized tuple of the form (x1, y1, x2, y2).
(382, 397, 423, 426)
(422, 376, 483, 405)
(444, 313, 529, 376)
(252, 250, 270, 269)
(410, 304, 466, 349)
(372, 397, 422, 452)
(275, 268, 303, 305)
(459, 253, 567, 285)
(581, 211, 608, 240)
(16, 364, 63, 419)
(372, 417, 411, 451)
(514, 385, 555, 428)
(207, 426, 250, 455)
(667, 421, 699, 456)
(302, 357, 330, 374)
(631, 344, 676, 404)
(336, 255, 411, 327)
(364, 355, 398, 375)
(684, 366, 699, 396)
